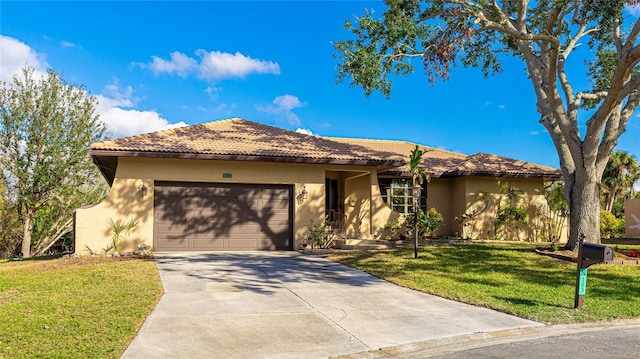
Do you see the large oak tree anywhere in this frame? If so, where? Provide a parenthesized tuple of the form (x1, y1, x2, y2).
(335, 0, 640, 250)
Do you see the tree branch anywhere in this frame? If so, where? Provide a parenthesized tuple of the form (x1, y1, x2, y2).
(598, 90, 640, 168)
(540, 115, 575, 175)
(516, 0, 528, 32)
(625, 16, 640, 49)
(577, 91, 608, 101)
(613, 17, 623, 54)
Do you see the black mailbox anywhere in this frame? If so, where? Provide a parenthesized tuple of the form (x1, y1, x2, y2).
(581, 243, 614, 268)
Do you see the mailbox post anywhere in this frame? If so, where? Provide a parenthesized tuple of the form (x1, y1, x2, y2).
(574, 234, 614, 309)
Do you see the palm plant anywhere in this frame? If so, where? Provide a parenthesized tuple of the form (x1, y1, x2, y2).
(107, 218, 138, 254)
(408, 145, 429, 188)
(601, 151, 639, 212)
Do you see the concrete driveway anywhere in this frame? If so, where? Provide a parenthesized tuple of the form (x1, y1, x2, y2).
(122, 252, 541, 359)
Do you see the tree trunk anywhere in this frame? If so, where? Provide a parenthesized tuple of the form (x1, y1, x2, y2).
(566, 170, 601, 251)
(22, 214, 32, 258)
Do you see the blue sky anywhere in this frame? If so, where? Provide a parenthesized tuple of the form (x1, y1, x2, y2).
(2, 1, 639, 168)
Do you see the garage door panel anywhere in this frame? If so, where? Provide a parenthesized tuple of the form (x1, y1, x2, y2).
(226, 239, 260, 250)
(156, 236, 190, 250)
(261, 238, 290, 250)
(263, 211, 290, 222)
(190, 197, 226, 209)
(192, 238, 225, 249)
(156, 222, 189, 234)
(227, 223, 260, 235)
(155, 182, 292, 251)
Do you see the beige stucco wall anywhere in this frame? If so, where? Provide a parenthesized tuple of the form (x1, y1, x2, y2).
(426, 178, 453, 235)
(76, 157, 386, 254)
(625, 198, 640, 238)
(450, 177, 467, 237)
(455, 177, 561, 241)
(369, 171, 400, 236)
(344, 172, 371, 234)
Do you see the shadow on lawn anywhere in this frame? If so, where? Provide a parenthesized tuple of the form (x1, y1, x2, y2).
(338, 244, 640, 306)
(492, 295, 568, 309)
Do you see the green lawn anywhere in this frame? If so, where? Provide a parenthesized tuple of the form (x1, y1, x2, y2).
(0, 256, 163, 358)
(328, 243, 640, 324)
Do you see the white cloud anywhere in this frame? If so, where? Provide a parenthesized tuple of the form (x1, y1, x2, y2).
(274, 94, 304, 111)
(60, 40, 77, 48)
(256, 94, 306, 125)
(139, 50, 280, 81)
(295, 128, 317, 136)
(99, 107, 187, 139)
(498, 104, 506, 109)
(529, 131, 541, 135)
(0, 35, 49, 82)
(96, 80, 187, 138)
(196, 50, 280, 80)
(148, 51, 198, 78)
(0, 36, 185, 139)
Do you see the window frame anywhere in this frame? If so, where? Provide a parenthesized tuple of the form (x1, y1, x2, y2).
(378, 177, 427, 215)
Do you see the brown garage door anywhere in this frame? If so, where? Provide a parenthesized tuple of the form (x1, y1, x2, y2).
(154, 182, 293, 251)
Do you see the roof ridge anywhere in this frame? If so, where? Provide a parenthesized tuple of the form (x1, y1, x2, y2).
(95, 117, 246, 147)
(461, 152, 559, 172)
(326, 136, 467, 157)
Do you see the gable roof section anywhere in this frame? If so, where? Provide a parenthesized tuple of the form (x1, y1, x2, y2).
(91, 118, 405, 184)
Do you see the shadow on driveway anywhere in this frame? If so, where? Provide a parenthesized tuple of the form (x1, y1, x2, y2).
(123, 252, 541, 359)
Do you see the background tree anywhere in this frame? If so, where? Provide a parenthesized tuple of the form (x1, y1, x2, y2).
(0, 66, 107, 258)
(543, 181, 570, 243)
(335, 0, 640, 250)
(601, 150, 639, 212)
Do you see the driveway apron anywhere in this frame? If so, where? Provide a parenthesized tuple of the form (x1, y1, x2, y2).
(122, 252, 541, 359)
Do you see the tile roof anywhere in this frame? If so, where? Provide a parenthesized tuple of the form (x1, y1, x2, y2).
(448, 153, 560, 178)
(327, 138, 467, 177)
(91, 118, 405, 165)
(91, 118, 560, 183)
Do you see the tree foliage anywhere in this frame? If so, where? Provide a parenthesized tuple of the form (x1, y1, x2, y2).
(0, 66, 107, 258)
(335, 0, 640, 249)
(601, 150, 639, 212)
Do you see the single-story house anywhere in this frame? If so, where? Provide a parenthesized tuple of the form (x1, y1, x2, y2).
(75, 118, 562, 254)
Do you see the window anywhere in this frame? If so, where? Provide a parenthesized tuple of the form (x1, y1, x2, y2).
(378, 178, 426, 215)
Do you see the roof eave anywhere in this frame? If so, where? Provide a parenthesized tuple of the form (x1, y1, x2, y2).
(441, 170, 562, 180)
(90, 150, 405, 184)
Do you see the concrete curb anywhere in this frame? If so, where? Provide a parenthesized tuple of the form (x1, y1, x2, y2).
(332, 318, 640, 358)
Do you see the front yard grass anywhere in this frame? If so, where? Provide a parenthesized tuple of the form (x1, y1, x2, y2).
(328, 242, 640, 324)
(0, 256, 163, 358)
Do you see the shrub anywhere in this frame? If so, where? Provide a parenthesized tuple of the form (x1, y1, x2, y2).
(600, 210, 624, 239)
(374, 218, 403, 240)
(377, 207, 444, 241)
(303, 220, 336, 249)
(407, 208, 445, 238)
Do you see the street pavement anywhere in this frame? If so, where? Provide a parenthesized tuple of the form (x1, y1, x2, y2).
(336, 319, 640, 358)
